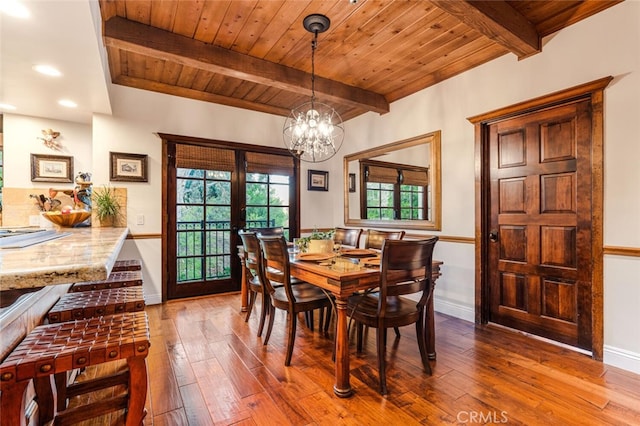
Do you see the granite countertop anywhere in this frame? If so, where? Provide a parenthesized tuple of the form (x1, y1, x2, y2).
(0, 227, 129, 291)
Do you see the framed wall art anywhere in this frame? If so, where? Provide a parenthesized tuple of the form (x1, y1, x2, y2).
(308, 170, 329, 191)
(110, 152, 148, 182)
(348, 173, 356, 192)
(30, 154, 73, 183)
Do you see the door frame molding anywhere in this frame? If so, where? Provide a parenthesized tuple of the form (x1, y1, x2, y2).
(468, 76, 613, 360)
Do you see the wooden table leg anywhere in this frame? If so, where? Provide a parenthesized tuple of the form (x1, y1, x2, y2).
(427, 297, 436, 360)
(427, 262, 442, 360)
(239, 253, 248, 312)
(333, 297, 352, 398)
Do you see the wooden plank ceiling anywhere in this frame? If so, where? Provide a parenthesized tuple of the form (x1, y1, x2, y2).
(98, 0, 621, 121)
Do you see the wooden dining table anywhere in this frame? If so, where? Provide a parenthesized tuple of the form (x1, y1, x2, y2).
(290, 256, 380, 397)
(238, 246, 442, 397)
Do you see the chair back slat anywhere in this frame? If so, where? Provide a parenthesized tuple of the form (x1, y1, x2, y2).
(250, 226, 284, 236)
(378, 237, 439, 313)
(334, 227, 362, 248)
(239, 231, 275, 294)
(258, 235, 296, 304)
(363, 229, 405, 250)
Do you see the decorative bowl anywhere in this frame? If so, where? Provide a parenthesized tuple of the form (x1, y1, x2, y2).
(307, 239, 334, 254)
(42, 210, 91, 227)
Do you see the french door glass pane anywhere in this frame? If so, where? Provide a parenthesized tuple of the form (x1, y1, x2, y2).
(269, 207, 290, 227)
(176, 167, 231, 284)
(177, 169, 204, 178)
(205, 182, 231, 204)
(177, 179, 204, 203)
(246, 172, 290, 237)
(246, 207, 268, 221)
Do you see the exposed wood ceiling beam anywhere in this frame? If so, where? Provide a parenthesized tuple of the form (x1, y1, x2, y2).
(103, 17, 389, 115)
(113, 75, 294, 117)
(430, 0, 540, 59)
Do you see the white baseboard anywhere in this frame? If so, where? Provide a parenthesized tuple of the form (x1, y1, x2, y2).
(433, 297, 475, 323)
(144, 292, 162, 306)
(604, 345, 640, 375)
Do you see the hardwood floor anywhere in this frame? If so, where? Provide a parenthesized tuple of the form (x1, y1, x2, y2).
(69, 293, 640, 425)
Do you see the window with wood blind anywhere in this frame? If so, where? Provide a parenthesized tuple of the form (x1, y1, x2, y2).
(360, 159, 429, 220)
(245, 152, 295, 238)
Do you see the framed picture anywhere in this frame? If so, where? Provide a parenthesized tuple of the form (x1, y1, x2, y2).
(308, 170, 329, 191)
(348, 173, 356, 192)
(31, 154, 73, 183)
(110, 152, 148, 182)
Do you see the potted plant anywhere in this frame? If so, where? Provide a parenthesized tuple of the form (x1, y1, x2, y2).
(92, 185, 121, 226)
(296, 228, 335, 253)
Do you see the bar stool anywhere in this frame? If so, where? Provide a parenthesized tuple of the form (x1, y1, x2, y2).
(0, 312, 150, 426)
(69, 270, 143, 292)
(46, 287, 146, 414)
(112, 259, 142, 272)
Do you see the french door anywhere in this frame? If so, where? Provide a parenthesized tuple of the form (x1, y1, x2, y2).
(161, 135, 299, 300)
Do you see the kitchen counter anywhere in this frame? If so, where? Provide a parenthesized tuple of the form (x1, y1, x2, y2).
(0, 226, 130, 360)
(0, 227, 129, 291)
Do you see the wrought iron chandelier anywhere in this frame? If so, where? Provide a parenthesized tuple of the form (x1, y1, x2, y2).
(283, 14, 344, 163)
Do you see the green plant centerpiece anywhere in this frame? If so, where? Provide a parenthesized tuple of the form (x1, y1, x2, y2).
(296, 228, 335, 253)
(92, 185, 121, 226)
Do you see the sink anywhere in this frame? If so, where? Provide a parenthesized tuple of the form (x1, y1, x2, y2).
(0, 228, 70, 249)
(0, 228, 46, 237)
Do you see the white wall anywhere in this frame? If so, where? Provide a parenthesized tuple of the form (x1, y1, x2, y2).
(4, 115, 92, 189)
(3, 1, 638, 373)
(335, 1, 640, 373)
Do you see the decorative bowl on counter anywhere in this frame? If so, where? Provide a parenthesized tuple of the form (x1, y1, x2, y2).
(41, 210, 91, 227)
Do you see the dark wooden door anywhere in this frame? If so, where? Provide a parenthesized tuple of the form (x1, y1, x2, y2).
(487, 100, 593, 350)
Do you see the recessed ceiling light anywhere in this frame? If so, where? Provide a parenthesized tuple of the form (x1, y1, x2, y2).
(33, 64, 62, 77)
(58, 99, 77, 108)
(0, 0, 30, 19)
(0, 103, 17, 111)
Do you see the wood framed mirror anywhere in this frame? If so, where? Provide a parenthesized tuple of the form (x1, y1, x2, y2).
(344, 131, 441, 231)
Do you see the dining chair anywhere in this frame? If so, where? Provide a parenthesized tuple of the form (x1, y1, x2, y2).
(361, 229, 406, 337)
(238, 230, 271, 337)
(249, 226, 284, 236)
(258, 235, 333, 366)
(249, 226, 321, 329)
(347, 236, 438, 395)
(334, 227, 362, 248)
(362, 229, 405, 250)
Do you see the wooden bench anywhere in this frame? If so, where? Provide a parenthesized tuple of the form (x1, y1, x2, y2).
(0, 312, 150, 426)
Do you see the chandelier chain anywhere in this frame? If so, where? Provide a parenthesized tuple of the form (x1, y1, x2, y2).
(311, 32, 317, 104)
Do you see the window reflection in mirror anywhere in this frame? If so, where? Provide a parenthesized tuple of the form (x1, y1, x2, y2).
(344, 131, 441, 231)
